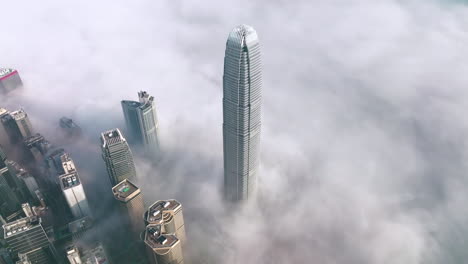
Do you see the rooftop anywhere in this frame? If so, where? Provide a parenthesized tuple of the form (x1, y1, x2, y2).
(144, 224, 179, 251)
(101, 128, 126, 146)
(59, 172, 81, 190)
(59, 117, 78, 128)
(68, 216, 93, 234)
(0, 68, 17, 79)
(112, 179, 140, 202)
(146, 200, 181, 224)
(10, 109, 27, 120)
(61, 154, 76, 174)
(3, 216, 41, 238)
(23, 133, 46, 146)
(81, 243, 108, 264)
(0, 108, 8, 116)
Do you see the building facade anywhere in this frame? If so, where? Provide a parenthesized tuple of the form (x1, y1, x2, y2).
(223, 25, 262, 202)
(100, 128, 137, 186)
(144, 225, 184, 264)
(112, 179, 145, 241)
(0, 68, 22, 94)
(3, 216, 58, 264)
(121, 91, 160, 157)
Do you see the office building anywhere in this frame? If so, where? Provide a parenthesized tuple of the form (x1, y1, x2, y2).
(3, 216, 58, 264)
(121, 91, 160, 156)
(112, 179, 145, 240)
(1, 109, 33, 145)
(223, 25, 262, 202)
(59, 154, 91, 219)
(100, 128, 137, 186)
(0, 168, 23, 219)
(0, 68, 22, 94)
(23, 134, 51, 162)
(145, 200, 186, 246)
(59, 117, 82, 138)
(6, 161, 39, 200)
(144, 225, 184, 264)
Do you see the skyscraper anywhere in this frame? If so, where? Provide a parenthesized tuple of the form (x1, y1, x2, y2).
(58, 154, 91, 219)
(145, 200, 186, 246)
(144, 225, 184, 264)
(1, 109, 33, 145)
(0, 68, 23, 94)
(101, 128, 137, 186)
(112, 179, 145, 241)
(121, 91, 160, 157)
(223, 25, 262, 202)
(3, 216, 58, 264)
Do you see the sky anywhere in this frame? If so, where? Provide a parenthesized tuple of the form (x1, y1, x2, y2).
(2, 0, 468, 263)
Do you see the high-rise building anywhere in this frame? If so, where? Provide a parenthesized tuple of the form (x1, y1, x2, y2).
(66, 243, 109, 264)
(144, 224, 184, 264)
(6, 161, 39, 201)
(58, 155, 91, 219)
(145, 200, 186, 246)
(112, 179, 145, 240)
(0, 68, 22, 94)
(23, 134, 51, 162)
(223, 25, 262, 202)
(1, 109, 33, 145)
(0, 161, 25, 219)
(3, 216, 58, 264)
(121, 91, 160, 157)
(100, 128, 137, 186)
(59, 117, 82, 138)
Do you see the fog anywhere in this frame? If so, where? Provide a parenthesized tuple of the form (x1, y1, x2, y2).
(2, 0, 468, 263)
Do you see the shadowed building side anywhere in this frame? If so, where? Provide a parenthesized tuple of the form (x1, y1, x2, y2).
(121, 91, 160, 158)
(112, 179, 145, 241)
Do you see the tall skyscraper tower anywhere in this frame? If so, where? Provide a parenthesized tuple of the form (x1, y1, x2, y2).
(100, 128, 137, 186)
(112, 179, 145, 241)
(223, 25, 262, 202)
(3, 216, 58, 264)
(121, 91, 160, 157)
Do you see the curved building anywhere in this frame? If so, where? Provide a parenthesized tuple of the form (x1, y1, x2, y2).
(223, 25, 262, 202)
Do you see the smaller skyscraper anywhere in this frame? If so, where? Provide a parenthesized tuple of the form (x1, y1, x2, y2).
(58, 154, 91, 219)
(6, 160, 39, 201)
(100, 128, 137, 186)
(112, 179, 145, 241)
(145, 200, 186, 246)
(59, 117, 82, 139)
(144, 225, 184, 264)
(121, 91, 160, 157)
(1, 109, 33, 145)
(0, 68, 22, 94)
(23, 134, 51, 162)
(3, 216, 58, 264)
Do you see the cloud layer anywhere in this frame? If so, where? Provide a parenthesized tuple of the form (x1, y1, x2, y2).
(2, 0, 468, 263)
